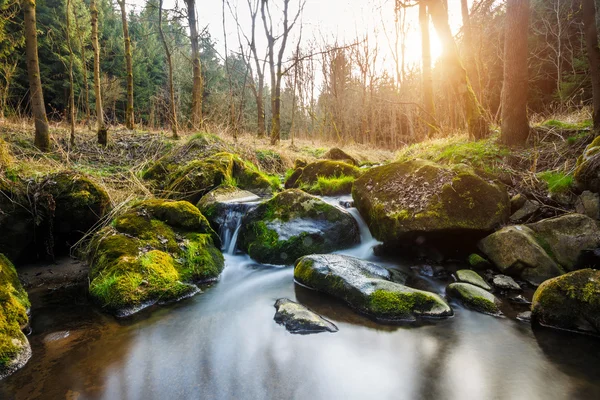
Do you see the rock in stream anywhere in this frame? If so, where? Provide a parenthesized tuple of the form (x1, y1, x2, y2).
(274, 298, 338, 334)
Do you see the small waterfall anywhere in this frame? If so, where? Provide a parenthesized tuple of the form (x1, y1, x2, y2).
(218, 200, 258, 255)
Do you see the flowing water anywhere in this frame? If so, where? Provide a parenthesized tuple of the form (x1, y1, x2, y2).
(2, 197, 600, 400)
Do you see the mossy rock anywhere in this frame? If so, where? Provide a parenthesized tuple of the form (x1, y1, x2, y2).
(197, 186, 260, 235)
(320, 148, 359, 166)
(165, 152, 278, 204)
(468, 254, 492, 270)
(574, 136, 600, 193)
(294, 254, 452, 322)
(352, 159, 510, 250)
(88, 199, 224, 315)
(238, 189, 360, 265)
(0, 254, 31, 379)
(455, 270, 491, 290)
(446, 282, 501, 315)
(142, 133, 230, 185)
(40, 171, 111, 251)
(284, 160, 362, 195)
(0, 177, 34, 262)
(532, 269, 600, 335)
(478, 225, 564, 286)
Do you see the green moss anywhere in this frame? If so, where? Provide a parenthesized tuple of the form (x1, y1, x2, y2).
(468, 254, 491, 269)
(537, 171, 573, 193)
(306, 174, 356, 196)
(540, 119, 592, 130)
(180, 233, 225, 282)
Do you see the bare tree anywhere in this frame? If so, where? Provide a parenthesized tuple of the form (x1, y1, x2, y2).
(21, 0, 50, 150)
(117, 0, 135, 129)
(582, 0, 600, 131)
(74, 8, 91, 130)
(419, 0, 436, 137)
(90, 0, 107, 144)
(260, 0, 304, 144)
(66, 0, 76, 145)
(501, 0, 530, 146)
(460, 0, 480, 99)
(158, 0, 179, 138)
(184, 0, 203, 130)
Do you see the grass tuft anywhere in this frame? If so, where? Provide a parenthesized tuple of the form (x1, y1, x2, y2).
(537, 171, 574, 193)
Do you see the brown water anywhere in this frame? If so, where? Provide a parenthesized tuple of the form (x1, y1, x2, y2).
(2, 249, 600, 400)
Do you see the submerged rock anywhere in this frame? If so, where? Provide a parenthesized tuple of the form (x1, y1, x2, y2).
(294, 254, 452, 322)
(284, 160, 362, 196)
(446, 282, 502, 316)
(352, 159, 509, 251)
(88, 199, 224, 316)
(532, 269, 600, 335)
(274, 298, 338, 334)
(0, 254, 31, 379)
(493, 274, 522, 291)
(455, 270, 491, 290)
(238, 190, 360, 265)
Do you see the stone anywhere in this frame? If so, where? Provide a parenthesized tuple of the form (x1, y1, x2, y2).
(456, 270, 491, 290)
(517, 311, 532, 323)
(493, 274, 522, 291)
(238, 190, 360, 265)
(532, 269, 600, 335)
(509, 200, 540, 223)
(510, 194, 527, 214)
(574, 136, 600, 193)
(295, 254, 452, 322)
(575, 191, 600, 220)
(467, 254, 492, 270)
(284, 160, 362, 196)
(478, 225, 563, 286)
(509, 295, 531, 305)
(274, 298, 338, 334)
(352, 159, 510, 251)
(446, 282, 502, 316)
(320, 148, 359, 166)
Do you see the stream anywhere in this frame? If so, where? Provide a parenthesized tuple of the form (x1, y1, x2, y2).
(2, 196, 600, 399)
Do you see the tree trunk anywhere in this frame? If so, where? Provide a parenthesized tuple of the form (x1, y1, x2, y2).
(460, 0, 481, 100)
(429, 0, 488, 139)
(66, 0, 76, 145)
(501, 0, 530, 146)
(185, 0, 203, 131)
(117, 0, 134, 130)
(158, 0, 178, 139)
(420, 1, 437, 137)
(21, 0, 50, 151)
(583, 0, 600, 132)
(74, 14, 91, 130)
(90, 0, 107, 145)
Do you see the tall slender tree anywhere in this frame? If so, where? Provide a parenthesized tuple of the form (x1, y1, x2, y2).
(66, 0, 76, 145)
(419, 0, 436, 137)
(185, 0, 203, 130)
(21, 0, 50, 151)
(501, 0, 530, 146)
(582, 0, 600, 132)
(428, 0, 488, 139)
(74, 9, 91, 130)
(460, 0, 480, 100)
(158, 0, 178, 138)
(117, 0, 135, 129)
(90, 0, 107, 145)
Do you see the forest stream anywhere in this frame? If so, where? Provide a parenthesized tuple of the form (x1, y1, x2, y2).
(1, 196, 600, 400)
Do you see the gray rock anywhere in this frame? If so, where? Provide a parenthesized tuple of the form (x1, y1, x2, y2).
(446, 283, 502, 316)
(510, 200, 540, 223)
(295, 254, 453, 322)
(510, 194, 527, 214)
(456, 270, 491, 290)
(517, 311, 532, 323)
(274, 299, 338, 334)
(411, 264, 448, 279)
(467, 254, 492, 270)
(575, 191, 600, 220)
(508, 295, 531, 305)
(493, 274, 522, 291)
(479, 225, 563, 286)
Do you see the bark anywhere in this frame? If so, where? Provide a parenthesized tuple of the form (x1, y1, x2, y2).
(90, 0, 107, 145)
(419, 1, 436, 137)
(117, 0, 134, 129)
(158, 0, 178, 139)
(248, 0, 266, 137)
(583, 0, 600, 132)
(74, 14, 91, 130)
(429, 0, 488, 139)
(66, 0, 76, 145)
(21, 0, 50, 151)
(185, 0, 203, 130)
(501, 0, 530, 146)
(460, 0, 480, 100)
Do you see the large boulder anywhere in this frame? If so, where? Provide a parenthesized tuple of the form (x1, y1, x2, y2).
(532, 269, 600, 335)
(0, 254, 31, 379)
(39, 172, 111, 252)
(479, 214, 600, 285)
(165, 152, 278, 204)
(238, 190, 360, 264)
(274, 298, 338, 334)
(320, 148, 359, 166)
(0, 177, 34, 262)
(284, 160, 362, 196)
(88, 200, 224, 316)
(574, 136, 600, 193)
(352, 160, 510, 250)
(294, 254, 452, 322)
